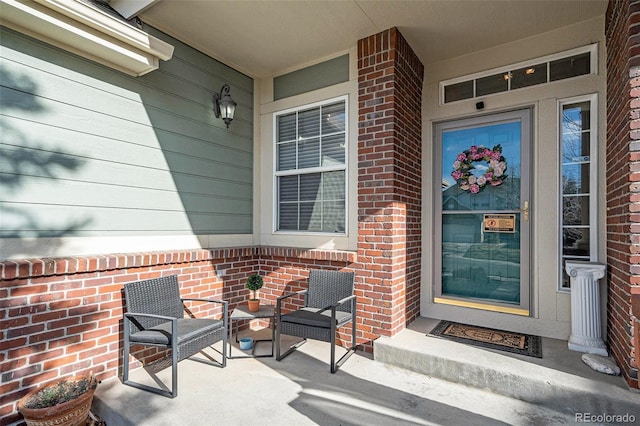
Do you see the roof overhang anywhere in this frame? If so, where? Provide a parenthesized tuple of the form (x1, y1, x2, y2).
(0, 0, 174, 76)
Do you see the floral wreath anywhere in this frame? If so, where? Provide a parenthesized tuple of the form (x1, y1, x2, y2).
(451, 144, 507, 193)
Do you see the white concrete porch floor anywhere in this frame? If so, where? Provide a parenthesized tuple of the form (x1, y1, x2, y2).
(374, 318, 638, 418)
(92, 319, 639, 426)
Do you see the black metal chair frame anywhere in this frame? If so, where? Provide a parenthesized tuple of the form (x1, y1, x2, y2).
(275, 270, 357, 373)
(123, 275, 227, 398)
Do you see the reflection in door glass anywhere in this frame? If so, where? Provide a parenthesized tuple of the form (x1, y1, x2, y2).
(442, 122, 521, 210)
(442, 214, 521, 304)
(441, 120, 522, 305)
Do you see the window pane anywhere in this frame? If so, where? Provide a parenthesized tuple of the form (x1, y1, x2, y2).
(563, 102, 591, 130)
(277, 141, 296, 171)
(550, 52, 590, 81)
(559, 96, 595, 292)
(298, 138, 320, 169)
(563, 195, 590, 226)
(278, 113, 297, 142)
(300, 173, 321, 201)
(322, 134, 345, 166)
(562, 132, 590, 164)
(275, 98, 346, 233)
(323, 171, 345, 200)
(562, 102, 591, 163)
(323, 200, 345, 232)
(299, 108, 320, 138)
(563, 228, 590, 256)
(300, 202, 322, 231)
(322, 102, 345, 133)
(562, 164, 590, 194)
(476, 73, 508, 96)
(279, 175, 298, 202)
(279, 203, 298, 230)
(444, 80, 474, 103)
(511, 63, 547, 89)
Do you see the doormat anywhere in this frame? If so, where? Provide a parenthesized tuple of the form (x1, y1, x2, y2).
(429, 320, 542, 358)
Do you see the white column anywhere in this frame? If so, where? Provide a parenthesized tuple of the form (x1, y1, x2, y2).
(565, 261, 607, 356)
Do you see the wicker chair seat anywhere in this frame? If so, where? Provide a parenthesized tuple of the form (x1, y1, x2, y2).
(129, 318, 225, 346)
(280, 307, 352, 328)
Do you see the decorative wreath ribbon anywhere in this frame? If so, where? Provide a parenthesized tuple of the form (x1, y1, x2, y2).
(451, 144, 507, 193)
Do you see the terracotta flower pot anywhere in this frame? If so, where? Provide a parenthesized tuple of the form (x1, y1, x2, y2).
(247, 299, 260, 312)
(18, 375, 98, 426)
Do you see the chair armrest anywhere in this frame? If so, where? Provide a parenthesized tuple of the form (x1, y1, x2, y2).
(276, 289, 308, 318)
(181, 298, 227, 306)
(181, 298, 228, 324)
(334, 294, 356, 307)
(330, 294, 357, 318)
(124, 312, 175, 321)
(124, 312, 177, 338)
(276, 289, 308, 303)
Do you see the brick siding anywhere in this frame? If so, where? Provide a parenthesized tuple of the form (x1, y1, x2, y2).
(605, 0, 640, 390)
(0, 247, 358, 424)
(357, 27, 424, 338)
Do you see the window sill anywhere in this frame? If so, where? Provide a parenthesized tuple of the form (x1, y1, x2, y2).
(1, 0, 174, 76)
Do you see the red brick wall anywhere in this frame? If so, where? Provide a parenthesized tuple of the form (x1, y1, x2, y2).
(0, 249, 242, 424)
(357, 27, 424, 337)
(605, 0, 640, 390)
(0, 247, 358, 424)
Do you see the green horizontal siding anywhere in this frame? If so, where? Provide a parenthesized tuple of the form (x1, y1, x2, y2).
(0, 24, 253, 239)
(274, 54, 349, 100)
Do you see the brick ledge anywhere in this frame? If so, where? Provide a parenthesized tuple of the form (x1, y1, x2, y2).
(1, 246, 357, 280)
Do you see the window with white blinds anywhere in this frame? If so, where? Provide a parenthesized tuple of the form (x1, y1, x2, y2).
(274, 97, 347, 233)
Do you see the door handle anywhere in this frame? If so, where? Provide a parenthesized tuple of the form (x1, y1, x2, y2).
(523, 201, 529, 222)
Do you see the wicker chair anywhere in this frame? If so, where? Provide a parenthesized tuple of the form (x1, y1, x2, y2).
(122, 275, 227, 398)
(275, 270, 357, 373)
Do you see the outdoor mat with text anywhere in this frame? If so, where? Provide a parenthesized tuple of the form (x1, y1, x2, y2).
(429, 320, 542, 358)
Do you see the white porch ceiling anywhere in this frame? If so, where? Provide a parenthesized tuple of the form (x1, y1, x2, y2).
(139, 0, 608, 78)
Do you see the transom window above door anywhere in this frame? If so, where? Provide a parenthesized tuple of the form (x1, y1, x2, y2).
(440, 44, 597, 104)
(274, 97, 347, 233)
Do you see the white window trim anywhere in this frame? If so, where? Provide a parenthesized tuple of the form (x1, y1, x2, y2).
(272, 95, 349, 236)
(0, 0, 174, 76)
(440, 44, 597, 105)
(558, 93, 599, 292)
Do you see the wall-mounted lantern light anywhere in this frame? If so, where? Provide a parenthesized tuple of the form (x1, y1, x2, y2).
(213, 83, 236, 129)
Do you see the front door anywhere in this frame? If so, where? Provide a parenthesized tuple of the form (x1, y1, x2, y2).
(434, 109, 531, 315)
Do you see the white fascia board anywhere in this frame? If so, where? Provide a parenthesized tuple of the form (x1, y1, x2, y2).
(109, 0, 158, 20)
(0, 0, 174, 76)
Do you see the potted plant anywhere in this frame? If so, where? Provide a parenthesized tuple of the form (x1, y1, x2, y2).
(246, 273, 264, 312)
(17, 373, 98, 426)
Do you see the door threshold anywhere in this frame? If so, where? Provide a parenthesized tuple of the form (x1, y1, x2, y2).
(434, 297, 529, 316)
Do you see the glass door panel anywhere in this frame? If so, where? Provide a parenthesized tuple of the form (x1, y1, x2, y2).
(442, 213, 521, 303)
(435, 109, 530, 312)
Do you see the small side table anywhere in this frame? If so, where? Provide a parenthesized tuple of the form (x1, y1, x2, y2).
(229, 304, 275, 359)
